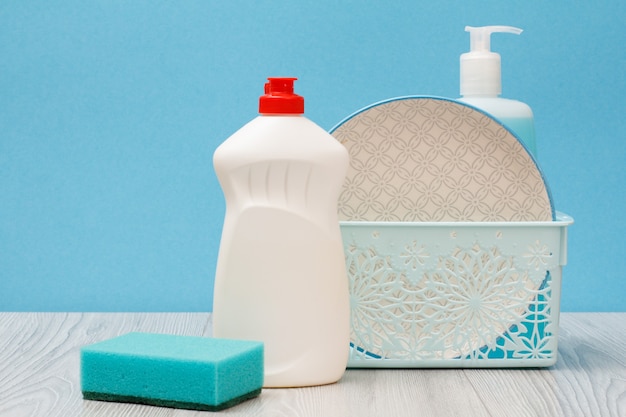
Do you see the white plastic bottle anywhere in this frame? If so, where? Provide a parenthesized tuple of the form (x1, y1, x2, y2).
(459, 26, 538, 157)
(212, 77, 350, 388)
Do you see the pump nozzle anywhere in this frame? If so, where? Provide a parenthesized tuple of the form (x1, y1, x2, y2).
(460, 25, 523, 97)
(466, 26, 522, 52)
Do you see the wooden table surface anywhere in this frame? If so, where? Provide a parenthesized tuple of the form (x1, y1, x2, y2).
(0, 312, 624, 417)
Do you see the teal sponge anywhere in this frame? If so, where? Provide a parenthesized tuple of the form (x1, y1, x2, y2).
(81, 332, 263, 411)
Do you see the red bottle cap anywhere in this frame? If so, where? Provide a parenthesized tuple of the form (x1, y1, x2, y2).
(259, 77, 304, 114)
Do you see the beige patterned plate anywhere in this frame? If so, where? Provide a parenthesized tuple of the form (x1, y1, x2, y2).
(330, 97, 554, 222)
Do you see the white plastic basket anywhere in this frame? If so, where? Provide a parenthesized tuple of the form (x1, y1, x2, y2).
(341, 212, 573, 368)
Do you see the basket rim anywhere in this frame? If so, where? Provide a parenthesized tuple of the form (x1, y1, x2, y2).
(339, 212, 573, 228)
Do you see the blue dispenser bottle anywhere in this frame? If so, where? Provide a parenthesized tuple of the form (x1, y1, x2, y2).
(458, 26, 538, 157)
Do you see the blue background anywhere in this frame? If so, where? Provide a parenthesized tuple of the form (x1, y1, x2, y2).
(1, 1, 624, 312)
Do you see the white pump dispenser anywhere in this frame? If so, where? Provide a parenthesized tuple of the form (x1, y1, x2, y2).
(459, 26, 537, 157)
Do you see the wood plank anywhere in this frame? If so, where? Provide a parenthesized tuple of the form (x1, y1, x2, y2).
(460, 313, 626, 417)
(551, 313, 626, 417)
(0, 313, 210, 417)
(0, 313, 624, 417)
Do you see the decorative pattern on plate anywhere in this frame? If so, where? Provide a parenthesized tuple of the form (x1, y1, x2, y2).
(331, 97, 553, 222)
(341, 217, 570, 366)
